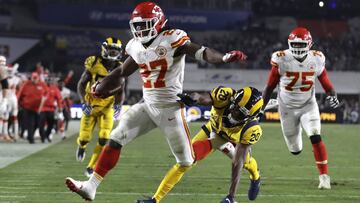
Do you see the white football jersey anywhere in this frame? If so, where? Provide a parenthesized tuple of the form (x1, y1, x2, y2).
(7, 75, 21, 97)
(271, 49, 325, 108)
(126, 29, 190, 105)
(0, 65, 7, 81)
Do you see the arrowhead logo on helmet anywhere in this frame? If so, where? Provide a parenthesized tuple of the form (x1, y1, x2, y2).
(129, 2, 168, 44)
(288, 27, 313, 59)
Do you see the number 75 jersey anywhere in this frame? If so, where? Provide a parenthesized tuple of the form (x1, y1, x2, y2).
(271, 49, 326, 108)
(126, 29, 190, 105)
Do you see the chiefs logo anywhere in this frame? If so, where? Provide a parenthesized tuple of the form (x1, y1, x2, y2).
(155, 46, 167, 57)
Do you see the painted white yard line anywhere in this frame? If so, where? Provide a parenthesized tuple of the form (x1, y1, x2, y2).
(4, 174, 360, 182)
(1, 191, 360, 199)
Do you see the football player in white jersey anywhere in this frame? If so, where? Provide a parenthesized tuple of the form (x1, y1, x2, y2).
(4, 64, 20, 140)
(261, 27, 339, 190)
(0, 55, 11, 141)
(65, 1, 247, 201)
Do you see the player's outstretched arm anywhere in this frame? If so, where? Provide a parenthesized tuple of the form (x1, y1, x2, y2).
(177, 92, 212, 106)
(77, 70, 91, 104)
(95, 57, 138, 98)
(262, 66, 280, 109)
(176, 42, 247, 64)
(226, 143, 251, 202)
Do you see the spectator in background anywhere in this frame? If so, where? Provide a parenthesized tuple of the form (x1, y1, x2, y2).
(17, 72, 48, 144)
(59, 81, 72, 131)
(39, 77, 63, 142)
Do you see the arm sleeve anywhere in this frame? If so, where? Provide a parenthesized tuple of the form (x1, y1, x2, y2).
(266, 66, 280, 90)
(317, 68, 334, 94)
(169, 29, 191, 49)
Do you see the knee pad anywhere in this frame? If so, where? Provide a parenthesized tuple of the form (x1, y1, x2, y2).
(109, 139, 122, 149)
(290, 151, 302, 155)
(310, 134, 322, 144)
(175, 163, 193, 172)
(98, 138, 108, 146)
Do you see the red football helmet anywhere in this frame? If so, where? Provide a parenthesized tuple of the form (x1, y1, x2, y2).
(288, 27, 313, 59)
(129, 2, 167, 44)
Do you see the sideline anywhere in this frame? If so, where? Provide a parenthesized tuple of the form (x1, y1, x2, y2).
(0, 121, 79, 169)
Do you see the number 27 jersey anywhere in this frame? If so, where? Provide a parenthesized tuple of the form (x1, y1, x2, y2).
(126, 29, 190, 105)
(271, 49, 325, 108)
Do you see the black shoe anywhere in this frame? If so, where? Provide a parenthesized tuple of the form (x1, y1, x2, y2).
(248, 178, 261, 200)
(76, 146, 86, 162)
(136, 198, 156, 203)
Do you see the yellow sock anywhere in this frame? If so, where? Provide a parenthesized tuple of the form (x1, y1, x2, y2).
(153, 163, 192, 202)
(87, 144, 104, 169)
(243, 153, 260, 180)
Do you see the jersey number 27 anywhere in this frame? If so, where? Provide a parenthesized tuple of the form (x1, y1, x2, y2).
(140, 58, 168, 88)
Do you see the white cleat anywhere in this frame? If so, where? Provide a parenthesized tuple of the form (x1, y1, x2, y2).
(264, 99, 279, 111)
(318, 174, 331, 189)
(65, 177, 96, 201)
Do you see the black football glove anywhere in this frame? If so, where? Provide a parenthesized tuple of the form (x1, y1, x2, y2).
(326, 95, 339, 109)
(177, 93, 196, 106)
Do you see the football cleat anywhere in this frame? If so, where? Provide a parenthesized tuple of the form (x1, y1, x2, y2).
(318, 174, 331, 189)
(76, 146, 86, 162)
(84, 167, 94, 178)
(220, 195, 237, 203)
(65, 177, 96, 201)
(136, 197, 156, 203)
(248, 178, 261, 200)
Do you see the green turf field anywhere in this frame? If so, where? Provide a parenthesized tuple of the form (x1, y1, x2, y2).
(0, 122, 359, 203)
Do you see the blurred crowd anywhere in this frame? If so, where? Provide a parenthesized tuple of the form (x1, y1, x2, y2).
(0, 57, 74, 144)
(191, 30, 360, 71)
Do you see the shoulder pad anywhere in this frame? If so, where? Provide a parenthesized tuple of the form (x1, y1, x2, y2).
(310, 50, 325, 66)
(161, 29, 191, 48)
(270, 50, 290, 66)
(84, 56, 97, 70)
(210, 86, 235, 109)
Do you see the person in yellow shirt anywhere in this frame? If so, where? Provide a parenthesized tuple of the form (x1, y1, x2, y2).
(76, 37, 126, 177)
(137, 86, 263, 203)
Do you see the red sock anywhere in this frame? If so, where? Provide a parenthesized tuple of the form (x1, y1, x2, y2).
(193, 140, 212, 161)
(312, 141, 328, 175)
(94, 145, 121, 177)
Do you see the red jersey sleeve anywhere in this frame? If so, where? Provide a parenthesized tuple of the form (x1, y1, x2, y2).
(266, 66, 280, 90)
(317, 68, 334, 94)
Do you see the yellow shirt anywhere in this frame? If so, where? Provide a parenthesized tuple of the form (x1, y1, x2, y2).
(84, 56, 121, 107)
(209, 86, 262, 145)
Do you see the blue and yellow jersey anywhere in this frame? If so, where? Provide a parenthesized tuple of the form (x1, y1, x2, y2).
(206, 86, 262, 145)
(84, 56, 121, 107)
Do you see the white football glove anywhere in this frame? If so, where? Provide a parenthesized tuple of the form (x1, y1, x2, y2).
(326, 95, 339, 109)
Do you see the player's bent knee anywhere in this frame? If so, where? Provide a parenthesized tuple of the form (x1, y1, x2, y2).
(310, 134, 322, 144)
(109, 139, 122, 149)
(290, 151, 302, 155)
(98, 138, 108, 146)
(176, 163, 193, 172)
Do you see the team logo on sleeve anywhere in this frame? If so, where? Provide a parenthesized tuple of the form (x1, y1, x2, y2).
(155, 46, 167, 57)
